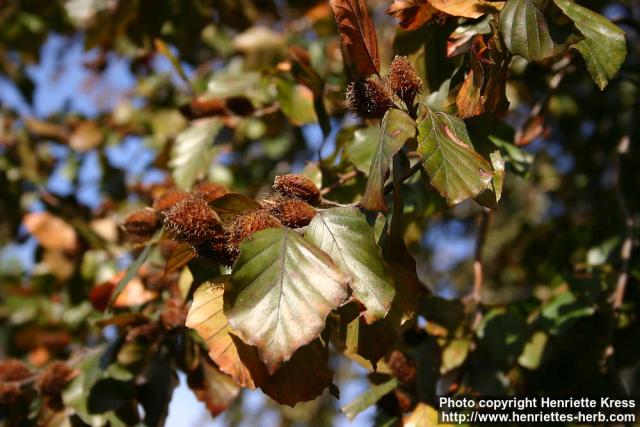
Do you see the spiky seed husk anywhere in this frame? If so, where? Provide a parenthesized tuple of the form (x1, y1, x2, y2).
(36, 362, 75, 396)
(122, 209, 161, 240)
(228, 209, 282, 250)
(387, 350, 417, 385)
(345, 78, 394, 120)
(193, 181, 228, 202)
(152, 189, 190, 212)
(163, 196, 222, 244)
(268, 197, 317, 228)
(0, 383, 22, 405)
(272, 174, 321, 204)
(0, 359, 32, 382)
(387, 56, 422, 107)
(195, 234, 236, 266)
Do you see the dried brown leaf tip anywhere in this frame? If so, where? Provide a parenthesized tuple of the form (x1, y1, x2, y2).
(388, 56, 422, 107)
(36, 361, 75, 396)
(268, 197, 317, 228)
(229, 209, 282, 250)
(164, 196, 222, 244)
(152, 189, 190, 212)
(193, 181, 229, 202)
(122, 208, 161, 240)
(272, 174, 321, 204)
(345, 78, 394, 120)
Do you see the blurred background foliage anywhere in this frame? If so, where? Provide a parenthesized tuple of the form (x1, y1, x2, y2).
(0, 0, 639, 426)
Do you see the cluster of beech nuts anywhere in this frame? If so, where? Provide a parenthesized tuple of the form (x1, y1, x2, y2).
(122, 174, 320, 266)
(346, 55, 422, 119)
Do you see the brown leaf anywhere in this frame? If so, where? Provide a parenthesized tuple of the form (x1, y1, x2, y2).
(260, 340, 333, 406)
(516, 115, 545, 146)
(456, 34, 509, 119)
(186, 279, 268, 389)
(387, 0, 438, 30)
(164, 242, 196, 275)
(187, 356, 240, 416)
(427, 0, 504, 18)
(23, 212, 77, 251)
(69, 121, 103, 152)
(330, 0, 380, 76)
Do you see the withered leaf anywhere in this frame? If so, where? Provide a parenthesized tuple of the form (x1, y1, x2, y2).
(330, 0, 380, 76)
(456, 34, 510, 119)
(428, 0, 504, 18)
(186, 279, 268, 389)
(387, 0, 438, 31)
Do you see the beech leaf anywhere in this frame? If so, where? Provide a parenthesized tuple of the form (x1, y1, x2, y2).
(387, 0, 438, 30)
(417, 107, 493, 206)
(225, 228, 350, 374)
(553, 0, 626, 90)
(170, 119, 221, 190)
(305, 206, 395, 324)
(499, 0, 560, 61)
(186, 278, 268, 389)
(260, 340, 334, 406)
(330, 0, 380, 76)
(428, 0, 504, 19)
(360, 109, 417, 212)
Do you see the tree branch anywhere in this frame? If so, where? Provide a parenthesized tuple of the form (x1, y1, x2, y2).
(383, 161, 423, 195)
(611, 136, 635, 311)
(471, 208, 491, 303)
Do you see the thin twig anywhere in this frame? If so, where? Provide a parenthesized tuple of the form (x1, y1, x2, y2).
(611, 136, 634, 310)
(383, 161, 423, 195)
(471, 208, 491, 303)
(320, 170, 360, 196)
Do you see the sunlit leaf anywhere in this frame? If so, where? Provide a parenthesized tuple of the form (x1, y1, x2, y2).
(428, 0, 504, 18)
(225, 228, 350, 373)
(23, 212, 77, 251)
(361, 109, 417, 211)
(170, 119, 222, 190)
(186, 278, 268, 389)
(416, 107, 493, 206)
(387, 0, 438, 30)
(330, 0, 380, 76)
(341, 377, 398, 420)
(275, 79, 317, 126)
(305, 206, 394, 323)
(553, 0, 626, 89)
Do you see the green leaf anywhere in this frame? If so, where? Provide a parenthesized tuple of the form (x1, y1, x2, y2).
(344, 126, 378, 174)
(186, 278, 268, 389)
(499, 0, 560, 61)
(416, 107, 493, 206)
(518, 331, 548, 369)
(108, 236, 157, 311)
(361, 109, 417, 211)
(305, 206, 395, 323)
(170, 119, 222, 190)
(275, 78, 317, 126)
(341, 377, 398, 420)
(225, 228, 350, 373)
(553, 0, 627, 89)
